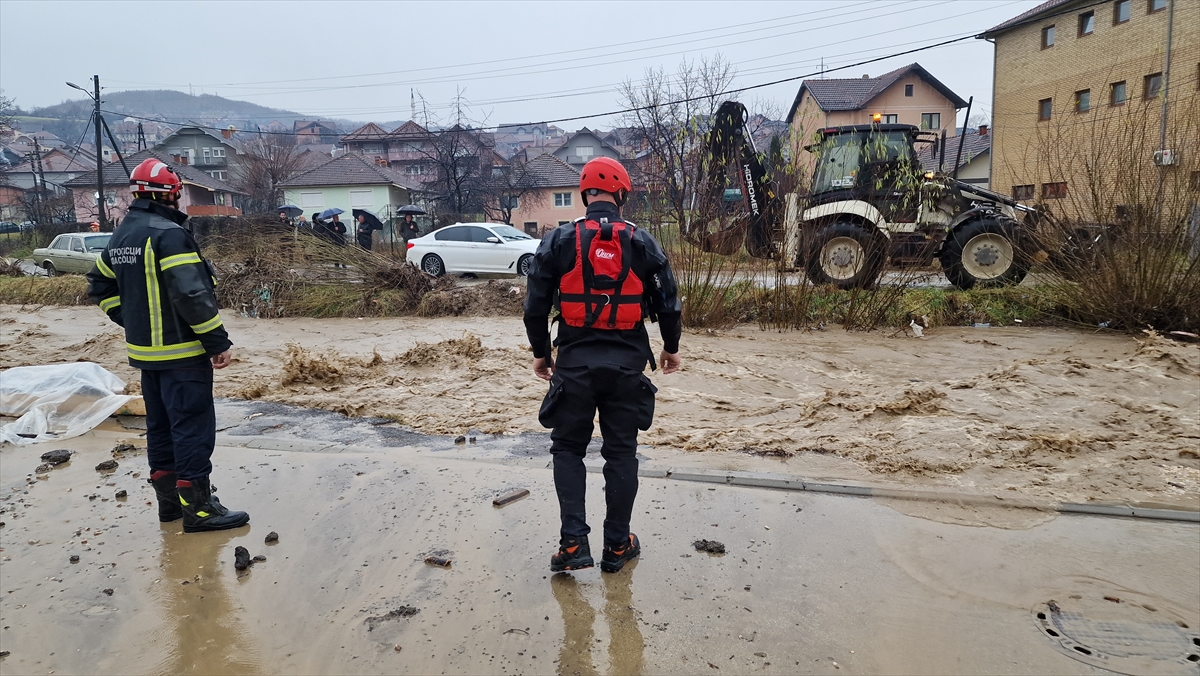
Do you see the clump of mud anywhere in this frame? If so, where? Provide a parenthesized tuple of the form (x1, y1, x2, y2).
(281, 343, 350, 385)
(875, 387, 946, 415)
(366, 606, 420, 631)
(417, 281, 525, 317)
(399, 332, 485, 366)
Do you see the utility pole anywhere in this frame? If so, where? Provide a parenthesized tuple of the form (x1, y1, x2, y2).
(137, 122, 146, 151)
(93, 75, 106, 229)
(32, 139, 48, 225)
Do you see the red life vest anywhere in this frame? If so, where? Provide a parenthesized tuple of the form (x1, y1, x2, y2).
(559, 217, 644, 330)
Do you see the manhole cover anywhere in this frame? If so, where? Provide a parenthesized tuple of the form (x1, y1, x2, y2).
(1034, 600, 1200, 675)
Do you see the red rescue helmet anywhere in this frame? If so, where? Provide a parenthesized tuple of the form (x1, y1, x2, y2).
(129, 158, 182, 198)
(579, 157, 631, 206)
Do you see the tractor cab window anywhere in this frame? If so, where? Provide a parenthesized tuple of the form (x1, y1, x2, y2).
(810, 134, 862, 194)
(810, 130, 916, 195)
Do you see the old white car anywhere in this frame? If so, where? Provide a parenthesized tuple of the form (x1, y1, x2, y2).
(406, 223, 539, 277)
(32, 232, 112, 275)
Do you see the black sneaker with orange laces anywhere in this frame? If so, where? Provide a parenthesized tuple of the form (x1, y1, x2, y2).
(600, 533, 641, 573)
(550, 537, 594, 572)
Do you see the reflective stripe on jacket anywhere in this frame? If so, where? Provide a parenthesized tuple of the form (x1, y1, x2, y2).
(86, 199, 231, 369)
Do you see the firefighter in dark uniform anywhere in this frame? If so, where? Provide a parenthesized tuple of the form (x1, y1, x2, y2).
(86, 157, 249, 533)
(525, 156, 682, 573)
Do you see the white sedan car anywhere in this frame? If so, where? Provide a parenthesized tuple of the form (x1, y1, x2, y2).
(406, 222, 540, 277)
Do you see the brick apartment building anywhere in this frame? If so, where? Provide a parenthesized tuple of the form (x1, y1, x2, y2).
(982, 0, 1199, 220)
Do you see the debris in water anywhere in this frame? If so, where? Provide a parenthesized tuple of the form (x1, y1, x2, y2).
(252, 555, 267, 562)
(454, 435, 466, 444)
(34, 463, 53, 473)
(0, 650, 9, 658)
(102, 588, 114, 596)
(234, 546, 251, 571)
(493, 489, 530, 506)
(1047, 600, 1061, 613)
(424, 555, 452, 568)
(95, 460, 119, 472)
(1104, 595, 1121, 603)
(70, 555, 80, 563)
(40, 449, 72, 465)
(111, 443, 141, 457)
(693, 539, 726, 554)
(265, 531, 279, 544)
(115, 490, 127, 499)
(393, 645, 402, 652)
(365, 606, 420, 631)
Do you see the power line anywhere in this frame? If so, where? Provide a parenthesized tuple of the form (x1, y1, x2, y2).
(107, 1, 891, 91)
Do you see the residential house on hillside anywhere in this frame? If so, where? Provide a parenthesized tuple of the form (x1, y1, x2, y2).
(294, 143, 341, 170)
(293, 120, 339, 145)
(981, 0, 1198, 219)
(64, 149, 245, 222)
(154, 124, 245, 182)
(786, 63, 968, 144)
(552, 128, 624, 170)
(494, 122, 567, 158)
(917, 126, 993, 187)
(341, 120, 499, 195)
(278, 153, 422, 246)
(504, 154, 584, 236)
(4, 147, 97, 193)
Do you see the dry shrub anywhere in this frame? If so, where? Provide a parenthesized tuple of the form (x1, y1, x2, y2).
(0, 276, 89, 305)
(0, 258, 25, 277)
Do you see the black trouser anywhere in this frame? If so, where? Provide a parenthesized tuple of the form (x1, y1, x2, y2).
(142, 365, 217, 481)
(545, 365, 656, 547)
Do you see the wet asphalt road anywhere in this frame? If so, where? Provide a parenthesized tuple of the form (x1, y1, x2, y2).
(0, 401, 1197, 675)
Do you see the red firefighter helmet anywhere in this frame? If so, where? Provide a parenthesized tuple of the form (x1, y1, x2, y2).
(129, 158, 182, 197)
(579, 157, 631, 205)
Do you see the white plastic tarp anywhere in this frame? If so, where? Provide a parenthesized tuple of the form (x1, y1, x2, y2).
(0, 362, 131, 445)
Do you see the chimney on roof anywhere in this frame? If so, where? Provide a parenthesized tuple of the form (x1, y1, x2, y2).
(979, 124, 988, 136)
(221, 125, 236, 139)
(862, 74, 870, 79)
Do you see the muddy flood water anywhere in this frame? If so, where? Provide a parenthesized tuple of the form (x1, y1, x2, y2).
(2, 305, 1199, 674)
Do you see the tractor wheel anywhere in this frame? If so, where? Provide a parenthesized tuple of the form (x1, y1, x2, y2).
(421, 254, 445, 277)
(939, 218, 1029, 290)
(805, 222, 885, 289)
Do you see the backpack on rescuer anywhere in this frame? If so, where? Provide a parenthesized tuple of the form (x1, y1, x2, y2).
(559, 217, 644, 330)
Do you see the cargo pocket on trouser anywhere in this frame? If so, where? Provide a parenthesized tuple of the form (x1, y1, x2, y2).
(636, 374, 658, 431)
(538, 375, 566, 429)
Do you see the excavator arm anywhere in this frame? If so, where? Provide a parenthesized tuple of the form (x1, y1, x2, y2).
(688, 101, 781, 258)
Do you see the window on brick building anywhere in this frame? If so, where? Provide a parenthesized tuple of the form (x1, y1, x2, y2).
(1114, 0, 1130, 23)
(1079, 11, 1095, 36)
(1149, 0, 1166, 13)
(1075, 89, 1091, 112)
(1144, 72, 1163, 100)
(904, 84, 914, 97)
(1041, 25, 1055, 48)
(1042, 182, 1068, 200)
(1111, 81, 1127, 105)
(1012, 184, 1035, 201)
(1038, 98, 1053, 120)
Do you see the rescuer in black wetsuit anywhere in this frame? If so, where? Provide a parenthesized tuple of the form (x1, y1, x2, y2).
(524, 156, 682, 574)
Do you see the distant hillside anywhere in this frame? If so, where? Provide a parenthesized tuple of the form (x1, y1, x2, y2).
(32, 90, 301, 121)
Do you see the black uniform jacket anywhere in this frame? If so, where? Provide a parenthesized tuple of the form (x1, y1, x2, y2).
(86, 199, 231, 369)
(524, 201, 682, 371)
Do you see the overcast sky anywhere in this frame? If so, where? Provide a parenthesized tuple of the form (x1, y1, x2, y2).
(1, 0, 1043, 130)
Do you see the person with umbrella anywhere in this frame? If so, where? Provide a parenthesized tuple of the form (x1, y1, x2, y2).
(397, 204, 424, 243)
(277, 204, 302, 227)
(353, 209, 383, 251)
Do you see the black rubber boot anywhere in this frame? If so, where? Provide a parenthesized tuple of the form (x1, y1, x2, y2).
(550, 537, 594, 572)
(177, 476, 249, 533)
(148, 470, 183, 522)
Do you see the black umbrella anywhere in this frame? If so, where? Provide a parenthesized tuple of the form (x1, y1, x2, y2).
(352, 208, 384, 230)
(276, 204, 303, 218)
(397, 204, 426, 215)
